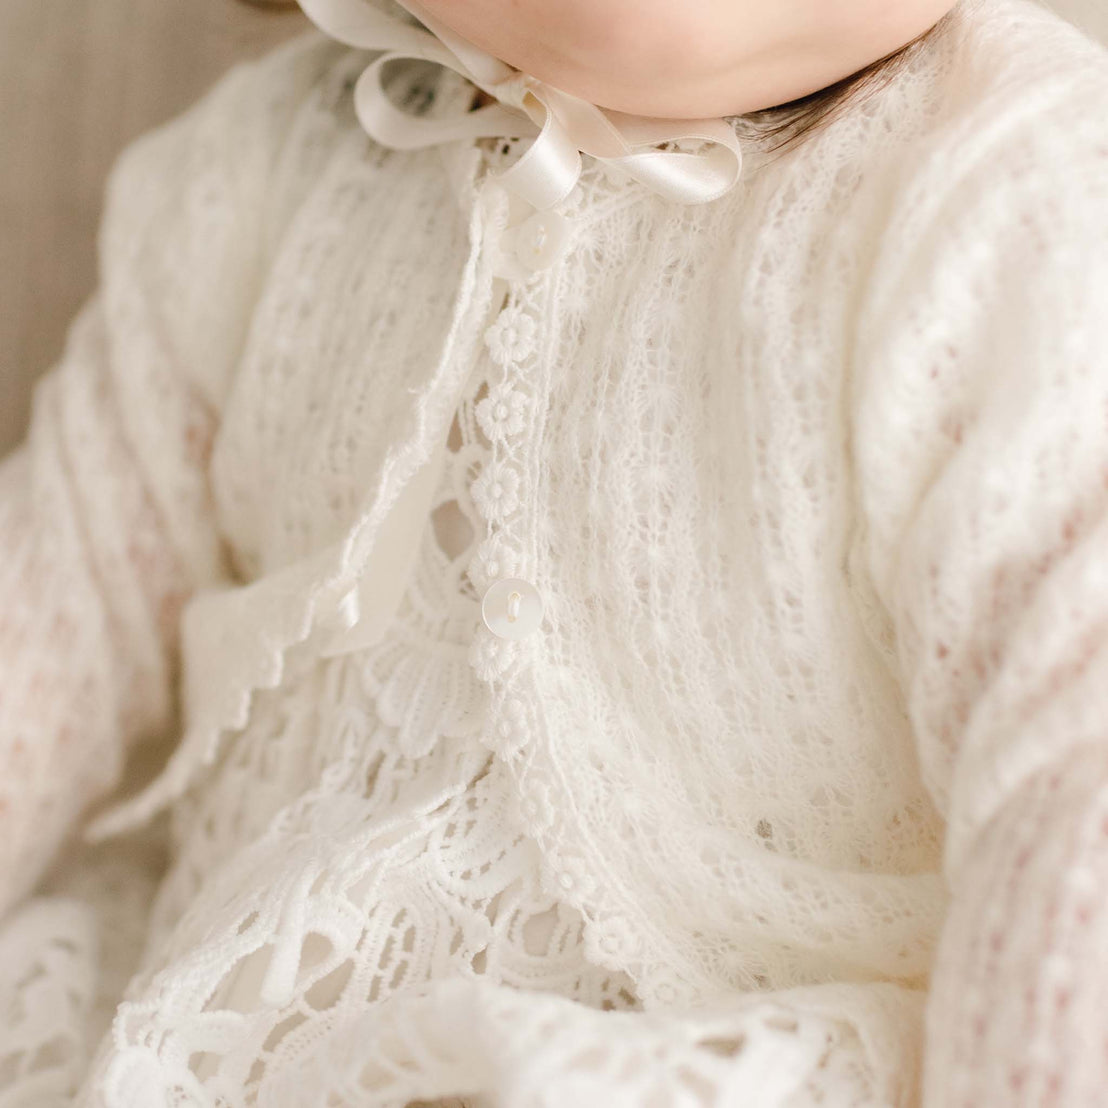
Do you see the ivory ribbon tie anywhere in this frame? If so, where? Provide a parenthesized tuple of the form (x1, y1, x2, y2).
(298, 0, 744, 209)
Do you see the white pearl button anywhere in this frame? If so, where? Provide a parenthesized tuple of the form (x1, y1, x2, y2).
(510, 211, 570, 273)
(481, 577, 545, 640)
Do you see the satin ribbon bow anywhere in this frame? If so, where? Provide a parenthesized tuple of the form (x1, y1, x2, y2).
(298, 0, 744, 210)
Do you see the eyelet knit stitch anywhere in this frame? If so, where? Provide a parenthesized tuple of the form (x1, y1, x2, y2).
(1, 2, 1108, 1105)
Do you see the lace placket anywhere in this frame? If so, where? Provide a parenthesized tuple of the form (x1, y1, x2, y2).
(460, 154, 641, 964)
(459, 154, 730, 1007)
(464, 183, 565, 697)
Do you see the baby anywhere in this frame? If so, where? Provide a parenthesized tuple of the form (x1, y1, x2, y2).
(1, 1, 1107, 1106)
(411, 0, 958, 117)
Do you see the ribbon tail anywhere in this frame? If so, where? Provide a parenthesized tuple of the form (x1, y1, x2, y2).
(531, 88, 745, 206)
(597, 114, 745, 205)
(611, 144, 744, 205)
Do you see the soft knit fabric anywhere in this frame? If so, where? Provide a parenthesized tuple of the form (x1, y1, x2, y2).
(1, 0, 1108, 1103)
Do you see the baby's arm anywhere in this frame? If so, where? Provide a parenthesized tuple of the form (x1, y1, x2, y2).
(0, 289, 204, 915)
(0, 30, 349, 917)
(852, 73, 1108, 1104)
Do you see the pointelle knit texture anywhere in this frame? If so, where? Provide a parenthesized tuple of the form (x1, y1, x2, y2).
(0, 0, 1107, 1103)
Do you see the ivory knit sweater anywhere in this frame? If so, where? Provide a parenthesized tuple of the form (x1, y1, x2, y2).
(1, 0, 1107, 1103)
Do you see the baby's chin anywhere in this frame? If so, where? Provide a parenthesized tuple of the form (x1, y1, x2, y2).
(410, 0, 957, 119)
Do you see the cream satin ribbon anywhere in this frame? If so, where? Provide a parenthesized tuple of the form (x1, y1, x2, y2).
(298, 0, 744, 209)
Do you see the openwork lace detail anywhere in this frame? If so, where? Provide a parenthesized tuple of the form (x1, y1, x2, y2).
(0, 900, 96, 1104)
(99, 661, 638, 1105)
(5, 6, 1107, 1103)
(90, 182, 640, 1105)
(459, 153, 685, 999)
(265, 977, 885, 1108)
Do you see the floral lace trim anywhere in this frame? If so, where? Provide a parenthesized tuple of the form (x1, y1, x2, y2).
(87, 163, 641, 1103)
(458, 151, 680, 1001)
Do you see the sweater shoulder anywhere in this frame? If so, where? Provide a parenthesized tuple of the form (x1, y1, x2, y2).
(832, 0, 1108, 314)
(942, 0, 1108, 92)
(102, 29, 370, 249)
(95, 30, 371, 412)
(888, 0, 1108, 187)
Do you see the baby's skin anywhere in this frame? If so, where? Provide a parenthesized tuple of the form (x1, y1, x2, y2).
(413, 0, 959, 117)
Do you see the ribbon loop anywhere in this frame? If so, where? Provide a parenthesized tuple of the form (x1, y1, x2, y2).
(353, 55, 533, 151)
(298, 0, 743, 209)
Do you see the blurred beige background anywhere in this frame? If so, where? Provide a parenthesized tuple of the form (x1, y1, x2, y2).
(1, 0, 1106, 456)
(0, 0, 307, 454)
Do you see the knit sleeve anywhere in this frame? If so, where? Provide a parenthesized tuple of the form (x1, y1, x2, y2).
(0, 31, 351, 917)
(851, 72, 1108, 1105)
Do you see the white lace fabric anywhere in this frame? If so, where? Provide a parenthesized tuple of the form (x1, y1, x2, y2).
(2, 1, 1108, 1104)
